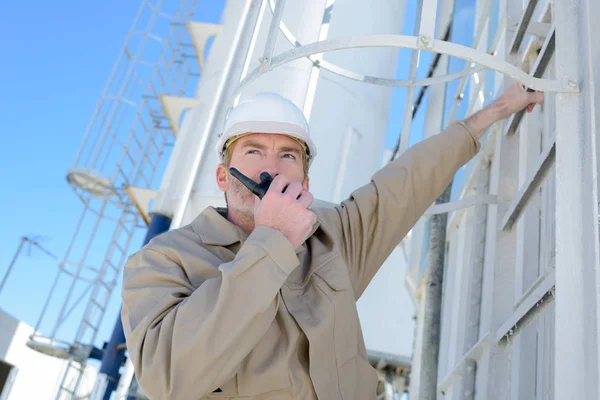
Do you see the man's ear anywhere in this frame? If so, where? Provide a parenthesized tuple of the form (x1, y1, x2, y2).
(216, 164, 229, 192)
(302, 176, 310, 192)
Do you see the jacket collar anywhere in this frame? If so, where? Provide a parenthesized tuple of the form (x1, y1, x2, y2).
(190, 206, 320, 250)
(190, 207, 247, 246)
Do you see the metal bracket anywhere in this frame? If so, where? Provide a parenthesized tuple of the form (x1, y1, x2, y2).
(125, 185, 157, 225)
(424, 195, 498, 216)
(187, 22, 224, 71)
(235, 34, 579, 99)
(159, 95, 199, 138)
(506, 26, 557, 136)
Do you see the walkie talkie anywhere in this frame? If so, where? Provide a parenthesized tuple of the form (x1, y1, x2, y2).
(229, 168, 273, 199)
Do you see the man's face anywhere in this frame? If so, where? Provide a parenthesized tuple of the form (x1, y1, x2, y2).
(216, 133, 310, 218)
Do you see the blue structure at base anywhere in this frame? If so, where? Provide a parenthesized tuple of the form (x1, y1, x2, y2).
(98, 212, 172, 400)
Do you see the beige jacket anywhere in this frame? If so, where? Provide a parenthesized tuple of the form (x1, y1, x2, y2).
(121, 122, 480, 399)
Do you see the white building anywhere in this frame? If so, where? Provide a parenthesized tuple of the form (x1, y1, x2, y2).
(0, 309, 98, 400)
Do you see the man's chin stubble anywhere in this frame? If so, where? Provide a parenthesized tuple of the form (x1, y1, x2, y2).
(227, 183, 256, 218)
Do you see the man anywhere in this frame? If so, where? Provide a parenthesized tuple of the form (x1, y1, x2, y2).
(121, 83, 543, 399)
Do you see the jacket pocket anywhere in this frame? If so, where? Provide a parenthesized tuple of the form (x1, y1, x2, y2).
(338, 355, 379, 400)
(236, 308, 291, 397)
(313, 260, 360, 366)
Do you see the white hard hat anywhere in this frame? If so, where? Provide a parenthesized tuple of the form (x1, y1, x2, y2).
(217, 92, 317, 167)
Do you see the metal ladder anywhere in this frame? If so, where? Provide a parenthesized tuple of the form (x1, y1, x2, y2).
(26, 0, 202, 398)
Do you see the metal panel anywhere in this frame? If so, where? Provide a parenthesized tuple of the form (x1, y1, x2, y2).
(554, 0, 600, 398)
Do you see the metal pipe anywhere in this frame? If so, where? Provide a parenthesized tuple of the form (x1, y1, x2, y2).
(233, 0, 269, 108)
(457, 160, 490, 398)
(419, 182, 453, 400)
(262, 0, 287, 67)
(302, 0, 336, 120)
(389, 23, 452, 161)
(397, 0, 424, 157)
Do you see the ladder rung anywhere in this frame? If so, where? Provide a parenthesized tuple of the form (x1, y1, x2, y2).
(118, 167, 128, 180)
(91, 298, 106, 312)
(139, 115, 150, 131)
(98, 280, 114, 291)
(67, 363, 83, 374)
(143, 153, 158, 169)
(114, 242, 126, 254)
(120, 222, 132, 233)
(132, 133, 143, 148)
(125, 150, 135, 164)
(156, 69, 166, 86)
(139, 174, 150, 186)
(151, 114, 167, 122)
(148, 139, 160, 152)
(106, 261, 118, 271)
(144, 159, 158, 173)
(61, 388, 75, 395)
(82, 319, 98, 332)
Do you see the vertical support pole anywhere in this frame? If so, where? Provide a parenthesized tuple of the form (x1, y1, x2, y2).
(92, 213, 173, 400)
(412, 0, 455, 396)
(262, 0, 287, 67)
(419, 0, 437, 40)
(303, 0, 335, 120)
(233, 0, 269, 108)
(553, 0, 600, 399)
(397, 0, 424, 156)
(419, 182, 453, 400)
(458, 160, 491, 398)
(422, 0, 454, 140)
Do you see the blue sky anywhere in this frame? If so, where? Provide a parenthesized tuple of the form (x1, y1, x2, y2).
(0, 0, 483, 371)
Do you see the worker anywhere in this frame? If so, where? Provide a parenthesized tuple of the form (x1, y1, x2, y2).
(120, 82, 543, 399)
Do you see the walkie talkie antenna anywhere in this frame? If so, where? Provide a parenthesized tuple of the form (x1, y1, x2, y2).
(229, 168, 274, 199)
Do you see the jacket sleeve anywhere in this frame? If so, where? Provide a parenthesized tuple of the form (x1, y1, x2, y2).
(315, 121, 480, 298)
(121, 225, 299, 399)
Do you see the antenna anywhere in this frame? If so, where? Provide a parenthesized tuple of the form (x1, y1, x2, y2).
(0, 235, 57, 299)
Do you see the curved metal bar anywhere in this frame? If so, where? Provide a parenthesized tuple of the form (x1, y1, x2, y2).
(320, 59, 486, 87)
(237, 34, 579, 94)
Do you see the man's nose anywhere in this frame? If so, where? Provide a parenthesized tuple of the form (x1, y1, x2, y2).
(259, 168, 278, 181)
(259, 155, 279, 179)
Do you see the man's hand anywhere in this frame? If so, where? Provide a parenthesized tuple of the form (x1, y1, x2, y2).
(254, 175, 316, 249)
(464, 82, 545, 139)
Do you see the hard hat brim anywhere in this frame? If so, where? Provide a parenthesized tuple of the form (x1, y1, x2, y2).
(217, 120, 317, 165)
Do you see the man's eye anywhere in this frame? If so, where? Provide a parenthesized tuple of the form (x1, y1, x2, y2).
(282, 153, 296, 159)
(246, 150, 260, 155)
